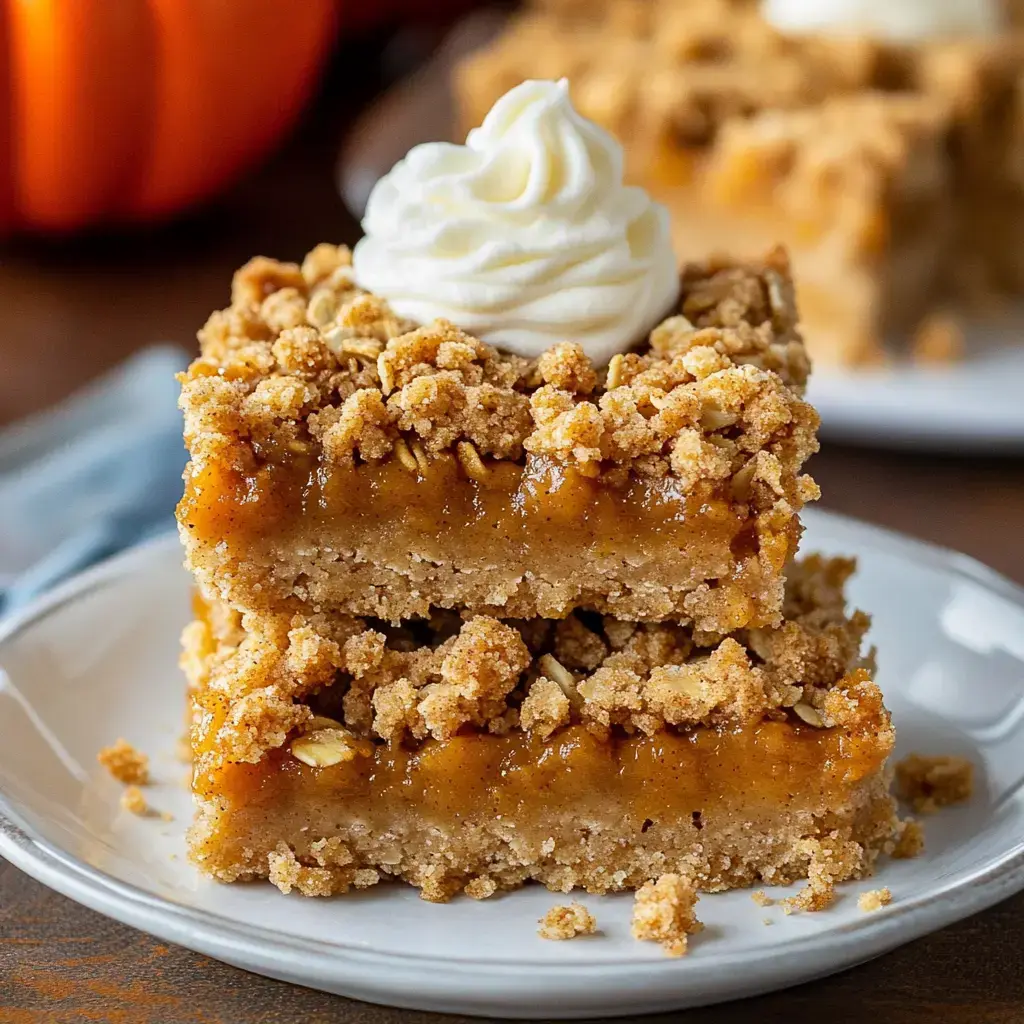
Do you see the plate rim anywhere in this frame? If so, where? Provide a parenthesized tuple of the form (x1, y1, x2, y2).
(2, 513, 1024, 992)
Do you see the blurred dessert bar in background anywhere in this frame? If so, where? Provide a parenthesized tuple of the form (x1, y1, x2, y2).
(456, 0, 1024, 364)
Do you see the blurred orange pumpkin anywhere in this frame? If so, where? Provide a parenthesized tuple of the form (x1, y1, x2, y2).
(0, 0, 338, 234)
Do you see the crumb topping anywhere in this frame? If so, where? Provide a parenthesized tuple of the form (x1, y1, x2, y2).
(631, 873, 703, 956)
(894, 754, 974, 813)
(97, 739, 150, 785)
(180, 245, 817, 515)
(184, 556, 887, 770)
(538, 903, 598, 940)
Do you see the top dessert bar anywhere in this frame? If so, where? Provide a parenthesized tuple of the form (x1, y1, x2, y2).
(456, 0, 1024, 363)
(178, 244, 818, 632)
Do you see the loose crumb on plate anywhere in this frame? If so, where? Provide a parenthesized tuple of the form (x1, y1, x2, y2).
(120, 786, 149, 816)
(465, 876, 499, 900)
(538, 903, 597, 941)
(895, 754, 974, 814)
(120, 785, 173, 821)
(892, 818, 926, 859)
(97, 739, 150, 785)
(751, 890, 774, 907)
(631, 874, 703, 957)
(780, 834, 863, 914)
(911, 312, 964, 365)
(762, 917, 774, 926)
(858, 887, 893, 912)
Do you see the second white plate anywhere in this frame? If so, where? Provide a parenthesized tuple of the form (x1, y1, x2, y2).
(1, 509, 1024, 1017)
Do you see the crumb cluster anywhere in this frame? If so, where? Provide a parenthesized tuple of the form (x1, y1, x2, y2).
(858, 887, 893, 912)
(631, 873, 703, 956)
(894, 754, 974, 814)
(179, 245, 816, 514)
(120, 786, 150, 816)
(184, 556, 887, 771)
(780, 833, 865, 914)
(538, 903, 598, 940)
(266, 841, 380, 897)
(97, 739, 150, 785)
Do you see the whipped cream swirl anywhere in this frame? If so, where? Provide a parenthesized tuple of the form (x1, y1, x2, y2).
(763, 0, 1002, 42)
(352, 79, 679, 364)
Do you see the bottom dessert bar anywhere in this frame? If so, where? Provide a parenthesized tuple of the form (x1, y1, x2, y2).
(183, 557, 902, 901)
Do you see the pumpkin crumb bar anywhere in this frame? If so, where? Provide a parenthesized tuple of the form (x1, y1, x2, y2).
(183, 556, 904, 901)
(177, 244, 818, 634)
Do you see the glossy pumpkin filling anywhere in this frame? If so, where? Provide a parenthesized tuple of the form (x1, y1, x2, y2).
(179, 451, 799, 627)
(195, 720, 890, 819)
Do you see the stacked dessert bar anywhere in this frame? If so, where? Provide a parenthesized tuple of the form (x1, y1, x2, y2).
(178, 244, 901, 900)
(178, 80, 903, 902)
(456, 0, 1024, 364)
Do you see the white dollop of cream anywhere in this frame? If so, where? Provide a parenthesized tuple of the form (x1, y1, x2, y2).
(763, 0, 1002, 42)
(352, 79, 679, 364)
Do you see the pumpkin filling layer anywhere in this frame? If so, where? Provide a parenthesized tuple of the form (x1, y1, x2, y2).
(188, 722, 898, 901)
(180, 451, 799, 629)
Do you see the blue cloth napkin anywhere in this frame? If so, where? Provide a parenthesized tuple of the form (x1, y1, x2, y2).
(0, 346, 191, 616)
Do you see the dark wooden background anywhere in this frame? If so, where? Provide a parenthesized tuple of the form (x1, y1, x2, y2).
(2, 25, 1024, 1024)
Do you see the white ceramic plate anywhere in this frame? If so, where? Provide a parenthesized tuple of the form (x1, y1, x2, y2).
(337, 18, 1024, 453)
(2, 511, 1024, 1018)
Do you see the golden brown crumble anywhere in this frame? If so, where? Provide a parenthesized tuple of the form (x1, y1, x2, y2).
(780, 833, 865, 914)
(895, 754, 974, 814)
(751, 890, 774, 907)
(120, 787, 149, 816)
(631, 874, 703, 957)
(892, 818, 926, 859)
(119, 787, 172, 821)
(180, 245, 816, 504)
(538, 903, 598, 940)
(97, 739, 150, 786)
(185, 556, 883, 771)
(465, 876, 499, 900)
(267, 842, 380, 897)
(858, 887, 893, 912)
(911, 312, 965, 365)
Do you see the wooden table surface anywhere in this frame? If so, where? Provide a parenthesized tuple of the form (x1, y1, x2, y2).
(2, 34, 1024, 1024)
